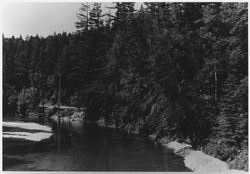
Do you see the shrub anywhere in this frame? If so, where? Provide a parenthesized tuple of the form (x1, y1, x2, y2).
(230, 146, 248, 171)
(204, 139, 237, 161)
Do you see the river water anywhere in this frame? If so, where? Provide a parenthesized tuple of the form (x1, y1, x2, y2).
(3, 117, 191, 171)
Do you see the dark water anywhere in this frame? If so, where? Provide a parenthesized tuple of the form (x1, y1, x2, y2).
(3, 117, 191, 171)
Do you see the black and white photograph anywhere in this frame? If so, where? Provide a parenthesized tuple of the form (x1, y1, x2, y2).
(1, 1, 248, 173)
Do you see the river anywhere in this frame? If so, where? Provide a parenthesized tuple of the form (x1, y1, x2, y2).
(3, 117, 191, 171)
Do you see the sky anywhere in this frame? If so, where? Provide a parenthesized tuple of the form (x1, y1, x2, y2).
(2, 2, 142, 38)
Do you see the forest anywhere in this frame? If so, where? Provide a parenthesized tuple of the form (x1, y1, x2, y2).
(3, 2, 248, 170)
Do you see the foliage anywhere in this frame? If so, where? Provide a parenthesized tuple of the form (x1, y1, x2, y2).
(2, 2, 248, 169)
(17, 87, 39, 116)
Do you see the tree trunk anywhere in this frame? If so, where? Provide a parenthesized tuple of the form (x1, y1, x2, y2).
(86, 2, 89, 30)
(57, 73, 61, 119)
(214, 58, 217, 101)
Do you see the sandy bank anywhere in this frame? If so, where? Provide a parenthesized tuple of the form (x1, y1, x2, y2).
(3, 131, 52, 142)
(3, 122, 52, 132)
(3, 121, 53, 142)
(163, 141, 248, 173)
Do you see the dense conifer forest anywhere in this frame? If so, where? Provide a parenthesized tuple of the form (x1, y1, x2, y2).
(3, 2, 248, 170)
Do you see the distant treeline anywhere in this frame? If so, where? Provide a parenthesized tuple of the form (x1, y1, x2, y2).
(3, 2, 248, 170)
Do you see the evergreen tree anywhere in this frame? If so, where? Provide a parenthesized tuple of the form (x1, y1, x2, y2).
(89, 3, 104, 30)
(76, 2, 90, 32)
(2, 3, 248, 170)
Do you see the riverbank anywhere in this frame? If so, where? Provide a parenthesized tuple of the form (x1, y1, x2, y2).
(3, 121, 53, 142)
(12, 107, 247, 174)
(95, 117, 248, 173)
(157, 139, 248, 173)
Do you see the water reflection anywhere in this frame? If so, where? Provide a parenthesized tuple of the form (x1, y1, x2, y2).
(52, 118, 86, 152)
(57, 121, 61, 152)
(3, 116, 191, 171)
(49, 119, 191, 171)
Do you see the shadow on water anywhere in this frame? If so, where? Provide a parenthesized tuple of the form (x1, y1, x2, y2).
(50, 119, 191, 171)
(3, 156, 31, 170)
(3, 116, 192, 171)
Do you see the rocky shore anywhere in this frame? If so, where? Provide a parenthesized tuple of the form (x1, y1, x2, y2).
(47, 105, 85, 122)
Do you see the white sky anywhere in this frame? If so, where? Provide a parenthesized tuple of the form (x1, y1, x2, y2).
(2, 2, 142, 37)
